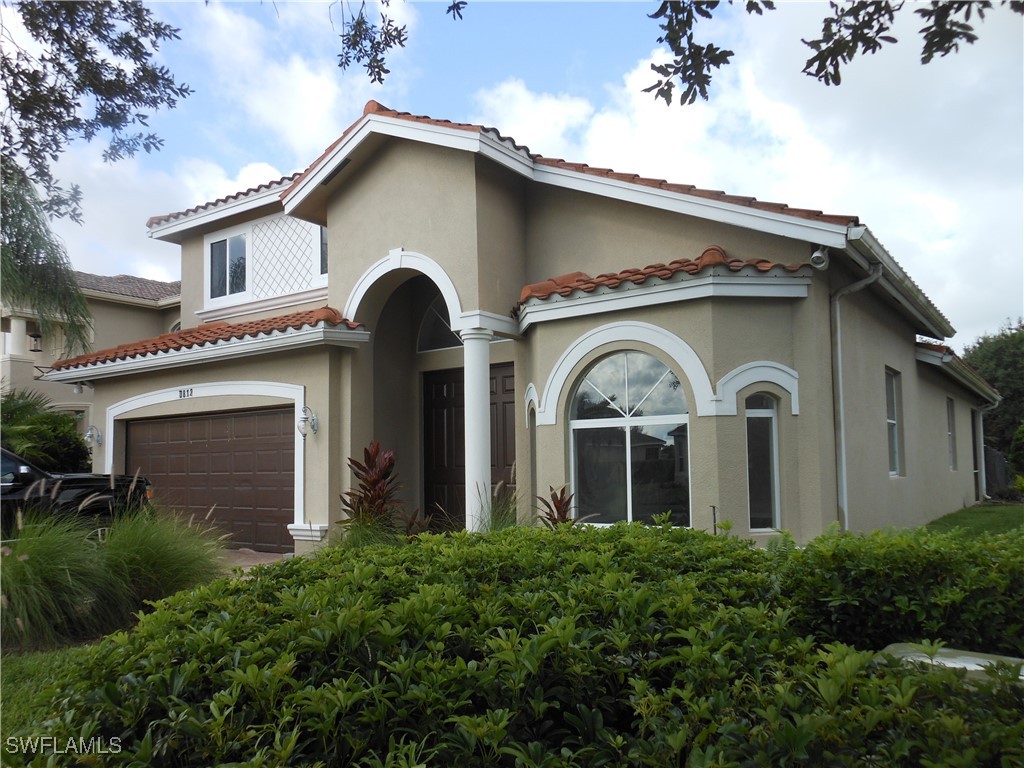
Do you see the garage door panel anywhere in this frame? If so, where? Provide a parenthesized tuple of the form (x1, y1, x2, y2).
(127, 408, 294, 552)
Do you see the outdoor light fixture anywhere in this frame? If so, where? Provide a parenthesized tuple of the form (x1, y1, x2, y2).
(84, 425, 102, 447)
(28, 333, 42, 353)
(72, 382, 94, 395)
(297, 406, 318, 439)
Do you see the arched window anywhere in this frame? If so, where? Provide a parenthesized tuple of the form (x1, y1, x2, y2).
(570, 351, 690, 525)
(417, 294, 462, 352)
(745, 393, 779, 530)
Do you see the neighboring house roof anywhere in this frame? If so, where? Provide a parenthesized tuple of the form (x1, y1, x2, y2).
(915, 342, 1000, 406)
(75, 271, 180, 303)
(50, 307, 365, 376)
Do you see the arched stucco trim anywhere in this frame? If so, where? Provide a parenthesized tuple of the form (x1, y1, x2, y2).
(105, 381, 307, 527)
(715, 362, 800, 416)
(527, 323, 802, 424)
(344, 248, 464, 330)
(529, 322, 716, 425)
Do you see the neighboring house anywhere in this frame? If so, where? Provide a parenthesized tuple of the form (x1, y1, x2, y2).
(45, 101, 999, 553)
(2, 272, 180, 438)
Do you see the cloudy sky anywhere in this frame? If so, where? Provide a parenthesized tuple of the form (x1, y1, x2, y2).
(25, 1, 1024, 351)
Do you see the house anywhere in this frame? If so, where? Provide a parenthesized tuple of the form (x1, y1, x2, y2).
(45, 101, 1000, 553)
(2, 272, 180, 439)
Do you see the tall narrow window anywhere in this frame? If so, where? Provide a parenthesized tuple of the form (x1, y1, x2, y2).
(210, 233, 246, 298)
(746, 393, 779, 530)
(947, 398, 957, 470)
(319, 226, 329, 276)
(885, 368, 903, 475)
(570, 351, 690, 526)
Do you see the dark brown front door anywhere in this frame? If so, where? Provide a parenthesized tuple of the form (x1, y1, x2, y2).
(423, 363, 514, 529)
(126, 408, 294, 552)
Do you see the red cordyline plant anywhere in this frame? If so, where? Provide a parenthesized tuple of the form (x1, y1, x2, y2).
(536, 485, 579, 529)
(341, 441, 402, 525)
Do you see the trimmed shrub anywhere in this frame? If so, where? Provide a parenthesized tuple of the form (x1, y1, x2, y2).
(25, 525, 1024, 766)
(778, 527, 1024, 656)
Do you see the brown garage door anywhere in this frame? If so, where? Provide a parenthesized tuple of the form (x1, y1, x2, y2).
(126, 408, 294, 552)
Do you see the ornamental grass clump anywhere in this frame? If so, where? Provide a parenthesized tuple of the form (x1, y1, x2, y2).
(1, 513, 127, 650)
(1, 509, 226, 651)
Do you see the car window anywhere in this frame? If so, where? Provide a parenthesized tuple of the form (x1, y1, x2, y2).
(1, 454, 17, 485)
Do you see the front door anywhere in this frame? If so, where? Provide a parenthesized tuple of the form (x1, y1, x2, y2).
(423, 363, 514, 529)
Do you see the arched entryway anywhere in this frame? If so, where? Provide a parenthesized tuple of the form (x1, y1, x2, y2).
(349, 262, 516, 531)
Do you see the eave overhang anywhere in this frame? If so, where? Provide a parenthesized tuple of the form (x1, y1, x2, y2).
(915, 344, 1000, 406)
(845, 226, 955, 340)
(44, 325, 370, 383)
(517, 271, 811, 333)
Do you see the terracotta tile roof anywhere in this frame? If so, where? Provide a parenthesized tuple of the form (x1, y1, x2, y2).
(285, 101, 859, 228)
(75, 271, 180, 302)
(52, 307, 359, 371)
(146, 174, 301, 229)
(518, 245, 805, 305)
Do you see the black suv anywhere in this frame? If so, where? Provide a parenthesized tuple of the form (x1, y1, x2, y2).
(1, 447, 152, 538)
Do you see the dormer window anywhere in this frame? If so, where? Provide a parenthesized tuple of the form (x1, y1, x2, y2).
(210, 232, 247, 299)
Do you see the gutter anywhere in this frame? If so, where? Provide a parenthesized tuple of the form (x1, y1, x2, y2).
(831, 262, 884, 531)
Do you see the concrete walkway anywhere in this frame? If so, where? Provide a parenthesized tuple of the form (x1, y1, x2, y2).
(220, 548, 286, 571)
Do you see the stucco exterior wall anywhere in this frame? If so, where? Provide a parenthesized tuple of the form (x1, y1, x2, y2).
(326, 141, 481, 323)
(524, 185, 806, 284)
(519, 287, 837, 543)
(838, 286, 981, 530)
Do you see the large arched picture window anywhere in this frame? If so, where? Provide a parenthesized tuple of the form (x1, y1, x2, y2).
(570, 351, 690, 525)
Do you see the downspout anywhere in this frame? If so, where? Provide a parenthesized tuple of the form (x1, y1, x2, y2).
(831, 262, 883, 531)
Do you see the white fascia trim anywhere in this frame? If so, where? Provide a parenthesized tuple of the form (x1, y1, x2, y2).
(148, 184, 286, 242)
(915, 347, 1000, 405)
(518, 275, 810, 332)
(533, 164, 851, 247)
(105, 381, 307, 528)
(196, 286, 329, 323)
(282, 116, 485, 215)
(45, 326, 370, 383)
(847, 225, 954, 339)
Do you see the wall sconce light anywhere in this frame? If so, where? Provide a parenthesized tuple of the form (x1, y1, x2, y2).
(28, 333, 42, 353)
(296, 406, 318, 439)
(84, 425, 102, 447)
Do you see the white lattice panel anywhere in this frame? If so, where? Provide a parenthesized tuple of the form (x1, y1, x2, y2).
(251, 217, 316, 299)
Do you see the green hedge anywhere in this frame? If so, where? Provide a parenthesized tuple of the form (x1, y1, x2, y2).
(20, 525, 1023, 766)
(780, 527, 1024, 656)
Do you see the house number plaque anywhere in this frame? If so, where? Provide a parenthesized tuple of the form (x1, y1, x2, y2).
(178, 388, 194, 399)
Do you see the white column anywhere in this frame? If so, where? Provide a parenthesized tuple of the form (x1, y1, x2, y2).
(7, 317, 27, 356)
(461, 327, 493, 532)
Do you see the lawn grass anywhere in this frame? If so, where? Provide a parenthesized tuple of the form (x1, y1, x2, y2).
(1, 644, 95, 735)
(926, 502, 1024, 536)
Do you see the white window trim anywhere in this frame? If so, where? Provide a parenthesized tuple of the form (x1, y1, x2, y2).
(204, 221, 252, 309)
(746, 399, 780, 532)
(312, 225, 329, 289)
(947, 397, 958, 471)
(885, 368, 903, 477)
